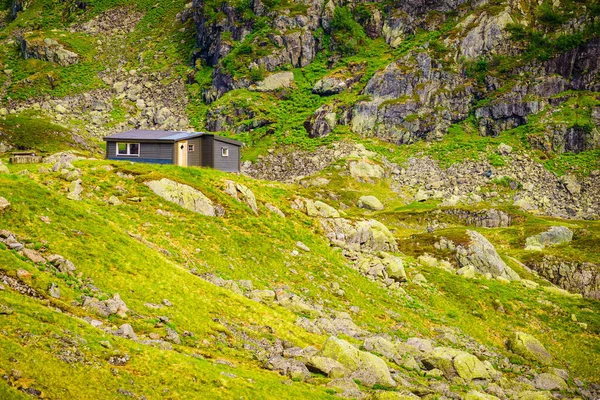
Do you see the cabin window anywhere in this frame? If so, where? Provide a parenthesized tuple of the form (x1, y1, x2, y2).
(116, 143, 140, 157)
(221, 147, 229, 157)
(188, 144, 195, 152)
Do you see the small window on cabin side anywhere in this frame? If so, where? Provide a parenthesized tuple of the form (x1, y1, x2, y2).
(188, 144, 195, 152)
(116, 143, 140, 157)
(129, 143, 139, 156)
(221, 147, 229, 157)
(117, 143, 127, 155)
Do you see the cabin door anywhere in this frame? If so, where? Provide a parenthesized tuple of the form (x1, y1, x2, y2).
(176, 140, 188, 167)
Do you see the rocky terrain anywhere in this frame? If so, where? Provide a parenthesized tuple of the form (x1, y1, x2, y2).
(0, 0, 600, 398)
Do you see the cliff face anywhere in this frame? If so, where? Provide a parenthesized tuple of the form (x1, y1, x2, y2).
(192, 0, 600, 151)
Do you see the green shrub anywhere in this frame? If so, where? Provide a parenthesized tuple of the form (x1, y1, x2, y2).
(330, 6, 367, 55)
(538, 2, 567, 26)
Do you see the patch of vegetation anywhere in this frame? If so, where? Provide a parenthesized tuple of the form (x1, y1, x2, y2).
(0, 113, 74, 152)
(331, 6, 367, 56)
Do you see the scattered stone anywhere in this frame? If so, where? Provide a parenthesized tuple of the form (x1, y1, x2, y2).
(457, 265, 475, 278)
(534, 373, 568, 391)
(0, 303, 14, 315)
(16, 269, 32, 280)
(39, 216, 51, 224)
(83, 293, 129, 318)
(0, 197, 10, 211)
(319, 336, 396, 387)
(67, 179, 83, 201)
(48, 283, 60, 299)
(265, 203, 285, 217)
(113, 324, 137, 340)
(358, 195, 384, 211)
(166, 327, 181, 345)
(296, 241, 310, 252)
(466, 391, 500, 400)
(249, 289, 276, 303)
(507, 332, 553, 365)
(108, 353, 130, 366)
(108, 195, 122, 206)
(21, 248, 45, 264)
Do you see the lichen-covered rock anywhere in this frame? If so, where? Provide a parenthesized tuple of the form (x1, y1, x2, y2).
(304, 104, 337, 138)
(508, 332, 553, 365)
(249, 71, 294, 92)
(0, 197, 11, 212)
(67, 179, 83, 201)
(292, 197, 340, 218)
(319, 336, 396, 388)
(312, 63, 365, 96)
(445, 209, 511, 228)
(145, 178, 221, 217)
(320, 218, 397, 253)
(534, 373, 568, 391)
(465, 391, 500, 400)
(351, 52, 472, 144)
(455, 231, 520, 281)
(525, 226, 573, 251)
(453, 352, 490, 382)
(83, 293, 129, 318)
(18, 37, 79, 66)
(223, 180, 258, 214)
(113, 324, 137, 340)
(528, 255, 600, 299)
(306, 356, 350, 378)
(358, 196, 384, 211)
(348, 159, 385, 181)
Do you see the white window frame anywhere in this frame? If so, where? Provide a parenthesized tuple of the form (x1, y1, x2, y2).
(116, 142, 140, 157)
(188, 144, 195, 152)
(221, 147, 229, 157)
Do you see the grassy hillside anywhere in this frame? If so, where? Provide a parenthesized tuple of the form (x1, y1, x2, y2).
(0, 159, 599, 398)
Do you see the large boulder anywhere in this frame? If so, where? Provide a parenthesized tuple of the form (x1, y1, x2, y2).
(249, 72, 294, 92)
(224, 180, 258, 214)
(358, 196, 384, 211)
(319, 336, 396, 388)
(320, 218, 397, 253)
(525, 226, 573, 251)
(292, 197, 339, 218)
(455, 231, 520, 280)
(355, 252, 406, 283)
(348, 159, 385, 181)
(304, 104, 337, 138)
(18, 37, 79, 66)
(422, 347, 491, 381)
(534, 373, 568, 391)
(145, 178, 221, 217)
(507, 332, 553, 365)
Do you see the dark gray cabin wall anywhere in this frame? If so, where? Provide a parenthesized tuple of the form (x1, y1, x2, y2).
(188, 137, 202, 166)
(201, 136, 214, 168)
(213, 139, 240, 173)
(106, 141, 174, 163)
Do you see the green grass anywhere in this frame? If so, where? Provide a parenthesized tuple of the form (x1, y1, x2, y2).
(0, 160, 599, 397)
(0, 113, 75, 152)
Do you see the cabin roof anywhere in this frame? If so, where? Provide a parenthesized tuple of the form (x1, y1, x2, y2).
(103, 130, 242, 146)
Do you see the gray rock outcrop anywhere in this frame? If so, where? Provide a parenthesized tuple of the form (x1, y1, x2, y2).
(145, 178, 222, 217)
(452, 231, 520, 280)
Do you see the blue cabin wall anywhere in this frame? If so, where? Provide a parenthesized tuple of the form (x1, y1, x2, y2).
(106, 141, 174, 164)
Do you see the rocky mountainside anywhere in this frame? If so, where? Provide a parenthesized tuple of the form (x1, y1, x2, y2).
(0, 0, 600, 399)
